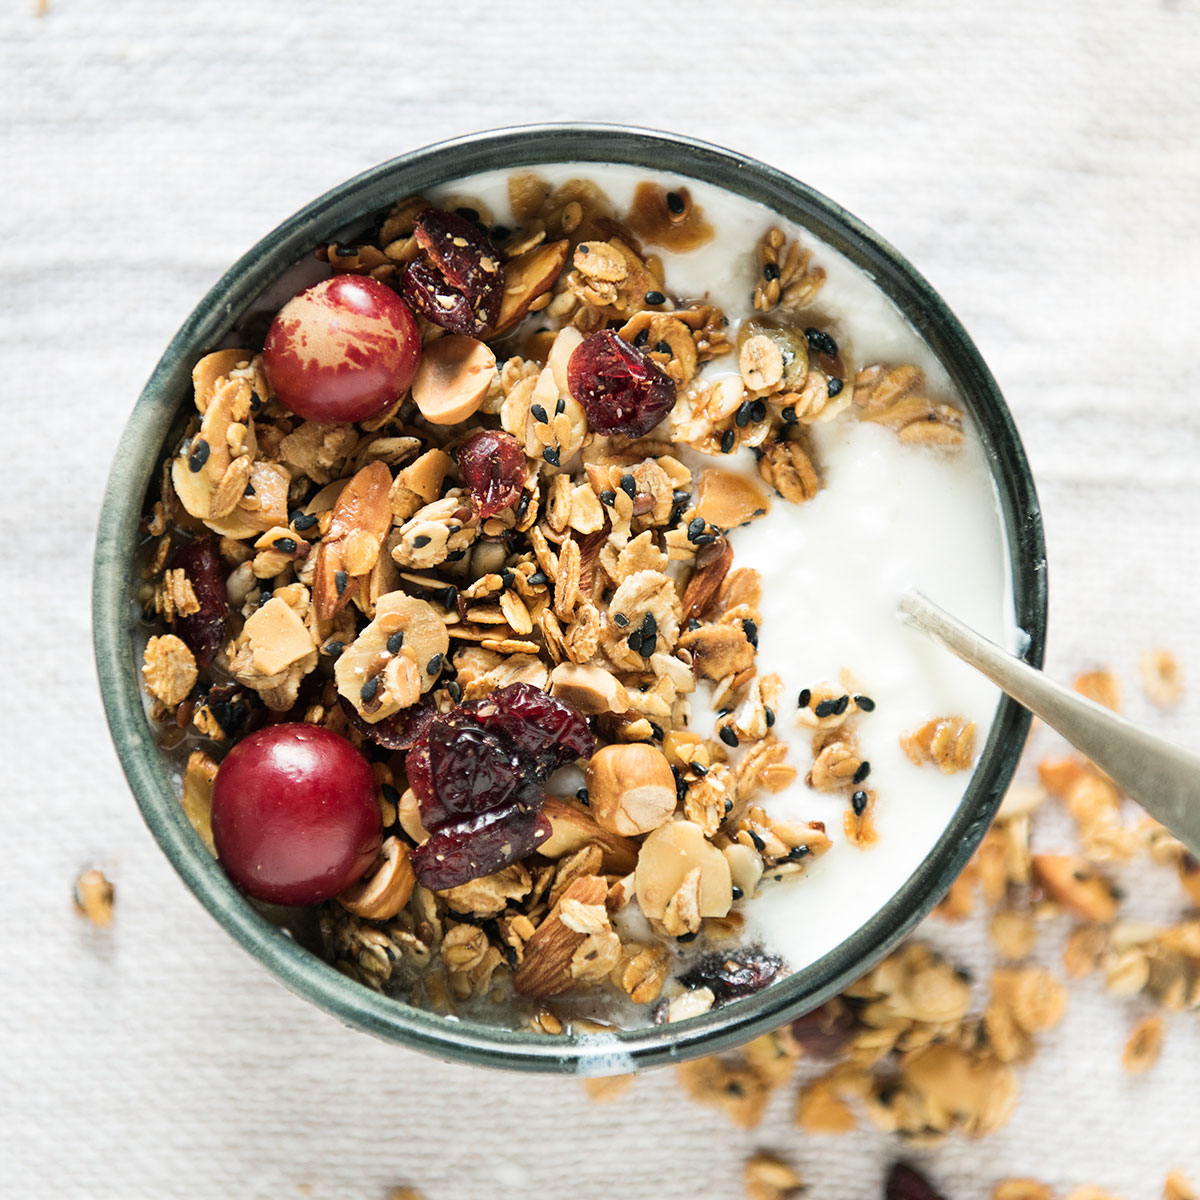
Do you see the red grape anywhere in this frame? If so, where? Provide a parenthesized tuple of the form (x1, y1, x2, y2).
(456, 429, 526, 519)
(211, 724, 382, 905)
(262, 275, 420, 423)
(567, 328, 676, 437)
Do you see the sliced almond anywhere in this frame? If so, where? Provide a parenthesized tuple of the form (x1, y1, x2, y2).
(411, 334, 496, 425)
(549, 663, 629, 715)
(635, 819, 732, 921)
(337, 837, 416, 920)
(540, 797, 638, 874)
(723, 842, 763, 900)
(192, 349, 254, 412)
(585, 743, 677, 837)
(181, 749, 219, 855)
(314, 461, 393, 621)
(490, 239, 570, 335)
(242, 596, 317, 677)
(694, 469, 771, 530)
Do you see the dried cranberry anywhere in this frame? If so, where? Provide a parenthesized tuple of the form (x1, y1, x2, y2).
(457, 429, 526, 519)
(886, 1164, 948, 1200)
(427, 720, 540, 818)
(338, 693, 437, 751)
(400, 209, 503, 335)
(789, 997, 856, 1058)
(678, 947, 784, 1005)
(410, 805, 551, 890)
(462, 682, 594, 773)
(167, 535, 229, 666)
(567, 328, 676, 437)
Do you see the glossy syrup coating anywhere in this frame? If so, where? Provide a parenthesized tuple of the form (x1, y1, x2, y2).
(211, 724, 382, 905)
(262, 275, 420, 422)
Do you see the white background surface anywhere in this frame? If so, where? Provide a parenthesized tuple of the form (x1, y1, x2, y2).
(3, 1, 1200, 1196)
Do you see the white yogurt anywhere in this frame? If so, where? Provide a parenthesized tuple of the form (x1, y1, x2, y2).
(431, 164, 1015, 973)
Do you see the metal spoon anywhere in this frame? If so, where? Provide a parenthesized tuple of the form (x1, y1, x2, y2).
(899, 589, 1200, 859)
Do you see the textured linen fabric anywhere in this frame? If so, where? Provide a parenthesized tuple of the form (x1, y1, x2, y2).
(3, 1, 1199, 1196)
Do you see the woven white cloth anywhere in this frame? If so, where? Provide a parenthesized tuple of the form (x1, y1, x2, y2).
(3, 0, 1199, 1196)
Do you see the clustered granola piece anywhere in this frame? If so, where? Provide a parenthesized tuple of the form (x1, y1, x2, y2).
(139, 171, 981, 1024)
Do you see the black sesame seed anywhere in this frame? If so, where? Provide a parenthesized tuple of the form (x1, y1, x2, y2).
(851, 790, 869, 816)
(576, 787, 589, 804)
(500, 568, 514, 590)
(334, 243, 357, 258)
(243, 481, 256, 496)
(578, 244, 589, 254)
(324, 640, 343, 659)
(787, 844, 810, 860)
(641, 612, 657, 636)
(335, 570, 349, 595)
(413, 535, 431, 548)
(614, 611, 630, 628)
(676, 932, 697, 944)
(687, 517, 706, 541)
(692, 762, 709, 777)
(720, 430, 735, 453)
(827, 377, 844, 398)
(735, 401, 753, 429)
(627, 629, 644, 653)
(382, 783, 401, 805)
(290, 511, 318, 531)
(187, 439, 210, 472)
(599, 489, 617, 507)
(814, 698, 838, 718)
(805, 327, 838, 357)
(386, 631, 405, 655)
(640, 633, 657, 656)
(797, 688, 811, 708)
(445, 548, 466, 563)
(832, 694, 850, 715)
(688, 618, 702, 632)
(440, 586, 458, 610)
(258, 588, 272, 604)
(446, 680, 462, 703)
(528, 570, 548, 587)
(719, 726, 739, 748)
(749, 399, 767, 423)
(555, 397, 565, 415)
(743, 618, 758, 648)
(649, 721, 664, 740)
(360, 677, 379, 703)
(645, 290, 665, 305)
(854, 694, 876, 712)
(692, 532, 717, 546)
(724, 798, 733, 813)
(717, 707, 731, 718)
(666, 190, 686, 214)
(542, 447, 560, 466)
(765, 707, 776, 727)
(853, 760, 872, 785)
(655, 340, 672, 356)
(762, 262, 781, 282)
(731, 885, 744, 901)
(426, 652, 444, 675)
(673, 489, 691, 505)
(249, 389, 262, 412)
(619, 473, 637, 500)
(781, 406, 798, 424)
(749, 831, 766, 853)
(530, 403, 549, 424)
(633, 328, 650, 348)
(273, 536, 298, 554)
(515, 492, 531, 518)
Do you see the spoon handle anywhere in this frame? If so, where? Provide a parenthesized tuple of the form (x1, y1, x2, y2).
(899, 589, 1200, 859)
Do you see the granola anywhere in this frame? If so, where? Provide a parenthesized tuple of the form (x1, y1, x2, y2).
(136, 166, 1002, 1029)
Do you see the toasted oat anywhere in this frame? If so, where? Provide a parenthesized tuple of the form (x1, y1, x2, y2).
(753, 227, 826, 313)
(854, 363, 965, 446)
(73, 868, 114, 927)
(990, 910, 1037, 961)
(581, 1074, 634, 1103)
(1074, 669, 1122, 712)
(1165, 1171, 1198, 1200)
(796, 1074, 857, 1133)
(142, 633, 197, 708)
(1122, 1013, 1165, 1073)
(743, 1151, 804, 1200)
(1142, 649, 1184, 707)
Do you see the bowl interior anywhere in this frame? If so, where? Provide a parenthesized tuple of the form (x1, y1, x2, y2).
(93, 123, 1047, 1074)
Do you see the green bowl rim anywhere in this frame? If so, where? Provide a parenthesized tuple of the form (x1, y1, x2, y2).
(93, 122, 1047, 1075)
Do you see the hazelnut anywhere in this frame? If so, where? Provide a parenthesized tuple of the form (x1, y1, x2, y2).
(585, 743, 677, 837)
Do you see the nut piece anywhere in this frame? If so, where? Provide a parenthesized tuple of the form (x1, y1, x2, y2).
(337, 837, 416, 920)
(73, 868, 114, 927)
(549, 662, 629, 714)
(1033, 853, 1119, 922)
(586, 743, 677, 836)
(694, 469, 771, 530)
(635, 819, 732, 922)
(490, 239, 570, 335)
(182, 749, 219, 854)
(540, 797, 639, 874)
(411, 334, 496, 425)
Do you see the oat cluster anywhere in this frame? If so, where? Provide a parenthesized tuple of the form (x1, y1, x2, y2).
(139, 171, 974, 1024)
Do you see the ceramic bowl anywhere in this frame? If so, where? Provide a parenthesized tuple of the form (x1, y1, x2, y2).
(93, 124, 1047, 1074)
